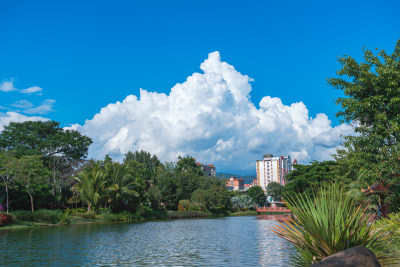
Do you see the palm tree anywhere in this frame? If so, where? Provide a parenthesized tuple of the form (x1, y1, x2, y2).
(72, 163, 105, 212)
(103, 163, 140, 211)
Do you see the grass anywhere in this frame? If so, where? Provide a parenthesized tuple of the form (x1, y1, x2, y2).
(229, 210, 258, 216)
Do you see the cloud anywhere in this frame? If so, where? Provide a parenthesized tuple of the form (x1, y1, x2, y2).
(73, 51, 354, 171)
(20, 86, 43, 94)
(11, 100, 34, 109)
(0, 81, 17, 92)
(24, 99, 56, 115)
(0, 80, 43, 94)
(0, 112, 49, 132)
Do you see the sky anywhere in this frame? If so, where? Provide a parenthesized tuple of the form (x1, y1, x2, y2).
(0, 0, 399, 173)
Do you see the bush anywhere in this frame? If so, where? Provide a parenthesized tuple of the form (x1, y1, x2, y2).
(11, 209, 67, 224)
(59, 212, 71, 225)
(271, 184, 397, 266)
(0, 214, 13, 226)
(71, 211, 96, 219)
(11, 210, 36, 222)
(99, 212, 120, 222)
(35, 209, 63, 224)
(178, 200, 206, 212)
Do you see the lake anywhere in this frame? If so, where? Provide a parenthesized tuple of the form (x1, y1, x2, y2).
(1, 216, 293, 266)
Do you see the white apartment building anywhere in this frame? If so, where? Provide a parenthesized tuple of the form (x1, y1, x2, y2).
(256, 153, 296, 193)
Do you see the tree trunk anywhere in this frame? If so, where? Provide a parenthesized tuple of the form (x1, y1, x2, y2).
(5, 185, 9, 214)
(87, 203, 92, 213)
(28, 190, 34, 212)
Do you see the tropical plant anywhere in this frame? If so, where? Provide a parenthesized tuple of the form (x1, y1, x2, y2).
(231, 195, 255, 211)
(372, 212, 400, 254)
(271, 184, 397, 266)
(103, 163, 140, 212)
(72, 163, 105, 212)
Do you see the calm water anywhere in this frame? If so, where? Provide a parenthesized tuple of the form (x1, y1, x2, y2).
(0, 216, 293, 266)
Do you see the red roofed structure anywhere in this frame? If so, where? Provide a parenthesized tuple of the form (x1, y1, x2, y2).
(361, 181, 390, 218)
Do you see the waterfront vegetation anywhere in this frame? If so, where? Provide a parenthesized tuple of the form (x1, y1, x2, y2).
(1, 40, 400, 265)
(272, 184, 398, 266)
(270, 39, 400, 265)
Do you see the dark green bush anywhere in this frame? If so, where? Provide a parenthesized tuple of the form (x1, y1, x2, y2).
(11, 209, 66, 224)
(11, 210, 36, 222)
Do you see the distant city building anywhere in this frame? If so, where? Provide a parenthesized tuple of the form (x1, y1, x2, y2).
(256, 153, 296, 193)
(225, 177, 244, 191)
(244, 179, 259, 191)
(197, 162, 216, 177)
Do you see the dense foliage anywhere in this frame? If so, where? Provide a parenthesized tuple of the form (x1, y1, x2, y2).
(328, 39, 400, 211)
(271, 39, 400, 265)
(247, 186, 266, 206)
(0, 126, 232, 216)
(272, 184, 397, 266)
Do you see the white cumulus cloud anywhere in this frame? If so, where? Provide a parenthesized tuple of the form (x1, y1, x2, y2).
(73, 52, 354, 171)
(0, 112, 49, 132)
(0, 81, 17, 92)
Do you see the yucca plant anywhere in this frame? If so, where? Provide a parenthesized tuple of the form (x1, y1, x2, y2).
(271, 184, 397, 266)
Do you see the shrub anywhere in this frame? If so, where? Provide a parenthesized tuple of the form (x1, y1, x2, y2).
(71, 211, 96, 219)
(11, 209, 67, 224)
(35, 209, 63, 224)
(0, 214, 13, 226)
(59, 212, 71, 225)
(11, 210, 36, 222)
(99, 212, 119, 222)
(178, 200, 206, 212)
(231, 195, 256, 211)
(271, 184, 397, 266)
(178, 200, 190, 211)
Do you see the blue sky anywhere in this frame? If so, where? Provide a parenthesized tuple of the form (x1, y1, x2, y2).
(0, 0, 399, 172)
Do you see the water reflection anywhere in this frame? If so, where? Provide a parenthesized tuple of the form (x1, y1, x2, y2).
(1, 217, 293, 266)
(256, 216, 293, 266)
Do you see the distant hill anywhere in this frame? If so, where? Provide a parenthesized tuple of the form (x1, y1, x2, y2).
(216, 172, 257, 184)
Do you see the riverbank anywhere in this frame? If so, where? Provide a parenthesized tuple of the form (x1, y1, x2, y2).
(0, 209, 261, 231)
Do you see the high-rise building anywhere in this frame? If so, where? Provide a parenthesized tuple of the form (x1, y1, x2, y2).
(197, 162, 216, 177)
(256, 153, 295, 193)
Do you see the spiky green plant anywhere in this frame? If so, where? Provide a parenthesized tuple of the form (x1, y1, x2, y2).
(271, 184, 397, 266)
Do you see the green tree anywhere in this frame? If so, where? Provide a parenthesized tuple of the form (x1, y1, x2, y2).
(124, 150, 161, 187)
(191, 185, 231, 213)
(72, 162, 105, 212)
(0, 121, 92, 204)
(103, 163, 140, 212)
(328, 40, 400, 210)
(175, 155, 203, 176)
(13, 155, 49, 212)
(266, 182, 284, 202)
(157, 163, 178, 210)
(284, 161, 338, 197)
(0, 150, 17, 213)
(247, 186, 266, 206)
